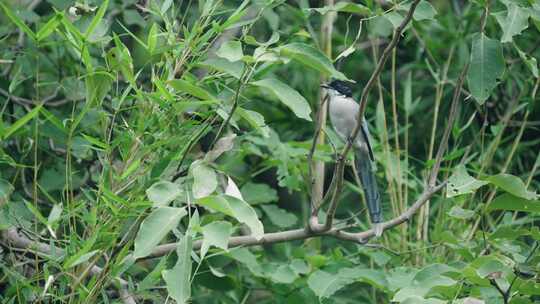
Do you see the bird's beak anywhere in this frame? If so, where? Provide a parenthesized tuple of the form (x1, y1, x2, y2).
(320, 84, 330, 89)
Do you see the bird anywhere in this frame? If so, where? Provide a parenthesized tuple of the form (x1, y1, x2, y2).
(321, 80, 383, 236)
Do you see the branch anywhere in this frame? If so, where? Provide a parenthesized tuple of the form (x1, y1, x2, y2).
(145, 182, 445, 259)
(324, 0, 422, 229)
(1, 228, 137, 304)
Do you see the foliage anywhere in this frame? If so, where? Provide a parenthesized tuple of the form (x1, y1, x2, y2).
(0, 0, 539, 303)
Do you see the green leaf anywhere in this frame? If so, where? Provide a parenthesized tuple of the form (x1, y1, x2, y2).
(393, 264, 458, 302)
(195, 195, 264, 240)
(237, 108, 271, 137)
(260, 204, 297, 228)
(467, 33, 505, 104)
(200, 58, 244, 79)
(107, 35, 135, 85)
(271, 265, 298, 283)
(216, 41, 243, 62)
(310, 2, 370, 15)
(84, 0, 109, 40)
(162, 234, 192, 304)
(64, 250, 100, 269)
(488, 193, 540, 213)
(447, 165, 488, 197)
(201, 221, 232, 257)
(196, 196, 234, 216)
(486, 174, 538, 200)
(205, 134, 236, 162)
(146, 181, 182, 207)
(308, 267, 387, 299)
(133, 207, 187, 259)
(168, 79, 216, 100)
(413, 0, 437, 21)
(493, 3, 530, 43)
(279, 43, 348, 80)
(0, 2, 36, 41)
(308, 270, 355, 299)
(190, 160, 217, 199)
(2, 104, 42, 140)
(385, 11, 405, 28)
(147, 23, 158, 54)
(401, 297, 447, 304)
(515, 44, 539, 78)
(252, 78, 312, 121)
(225, 195, 264, 240)
(240, 182, 278, 205)
(36, 12, 63, 41)
(448, 205, 475, 219)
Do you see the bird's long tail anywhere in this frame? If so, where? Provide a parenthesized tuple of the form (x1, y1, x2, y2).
(355, 149, 383, 237)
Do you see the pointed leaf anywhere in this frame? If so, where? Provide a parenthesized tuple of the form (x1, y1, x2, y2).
(225, 195, 264, 240)
(237, 108, 271, 137)
(216, 41, 243, 62)
(260, 204, 297, 228)
(146, 181, 182, 207)
(201, 221, 232, 257)
(447, 165, 488, 197)
(252, 78, 312, 121)
(494, 4, 530, 43)
(84, 0, 109, 40)
(486, 174, 537, 200)
(190, 160, 217, 199)
(36, 12, 63, 41)
(162, 234, 192, 304)
(2, 105, 42, 140)
(488, 193, 540, 213)
(467, 33, 505, 104)
(279, 43, 348, 80)
(133, 207, 187, 259)
(0, 2, 36, 41)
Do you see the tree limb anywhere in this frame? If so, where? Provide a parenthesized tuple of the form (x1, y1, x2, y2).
(145, 182, 445, 259)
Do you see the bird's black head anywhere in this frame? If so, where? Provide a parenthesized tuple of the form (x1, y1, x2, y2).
(326, 80, 353, 97)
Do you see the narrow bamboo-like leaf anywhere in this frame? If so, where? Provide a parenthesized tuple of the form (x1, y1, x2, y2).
(168, 79, 216, 100)
(84, 0, 109, 40)
(147, 23, 158, 54)
(0, 2, 37, 41)
(3, 105, 42, 139)
(36, 12, 63, 41)
(133, 207, 187, 259)
(252, 78, 312, 121)
(64, 250, 100, 269)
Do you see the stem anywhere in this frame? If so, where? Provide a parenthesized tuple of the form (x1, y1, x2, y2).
(309, 0, 335, 230)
